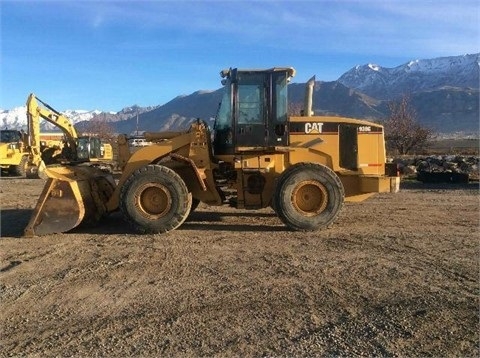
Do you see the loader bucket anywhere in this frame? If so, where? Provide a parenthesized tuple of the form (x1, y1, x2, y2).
(24, 166, 115, 236)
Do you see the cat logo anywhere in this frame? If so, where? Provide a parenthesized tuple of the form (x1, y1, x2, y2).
(305, 122, 324, 134)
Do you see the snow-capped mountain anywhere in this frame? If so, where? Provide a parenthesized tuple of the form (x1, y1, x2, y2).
(1, 54, 478, 134)
(0, 107, 102, 132)
(338, 53, 479, 99)
(0, 106, 26, 130)
(0, 103, 160, 133)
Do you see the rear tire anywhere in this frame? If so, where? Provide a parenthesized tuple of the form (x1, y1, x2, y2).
(120, 164, 191, 234)
(274, 163, 344, 231)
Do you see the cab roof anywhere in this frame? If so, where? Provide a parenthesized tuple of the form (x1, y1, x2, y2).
(220, 67, 296, 79)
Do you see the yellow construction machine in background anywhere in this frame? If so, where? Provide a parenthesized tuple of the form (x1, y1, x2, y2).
(24, 67, 400, 236)
(1, 95, 115, 178)
(25, 94, 114, 176)
(0, 129, 31, 176)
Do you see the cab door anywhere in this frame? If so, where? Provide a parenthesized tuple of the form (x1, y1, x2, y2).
(266, 72, 288, 147)
(234, 70, 290, 149)
(235, 75, 266, 148)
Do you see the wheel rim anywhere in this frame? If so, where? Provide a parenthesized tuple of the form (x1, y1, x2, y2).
(291, 180, 328, 216)
(135, 183, 172, 219)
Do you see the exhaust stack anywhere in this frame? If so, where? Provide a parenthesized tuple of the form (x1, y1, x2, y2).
(303, 75, 316, 117)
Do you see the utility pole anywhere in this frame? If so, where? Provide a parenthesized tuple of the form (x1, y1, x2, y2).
(136, 110, 139, 136)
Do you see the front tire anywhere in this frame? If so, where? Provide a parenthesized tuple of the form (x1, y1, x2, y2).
(10, 155, 28, 177)
(120, 164, 191, 234)
(274, 163, 344, 231)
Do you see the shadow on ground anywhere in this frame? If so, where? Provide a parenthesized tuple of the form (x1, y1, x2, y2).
(0, 209, 284, 238)
(400, 180, 479, 191)
(0, 209, 32, 237)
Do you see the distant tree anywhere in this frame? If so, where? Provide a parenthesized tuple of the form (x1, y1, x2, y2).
(83, 115, 116, 144)
(383, 96, 433, 155)
(288, 102, 304, 116)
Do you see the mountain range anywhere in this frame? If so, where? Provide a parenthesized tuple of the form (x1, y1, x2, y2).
(1, 53, 478, 135)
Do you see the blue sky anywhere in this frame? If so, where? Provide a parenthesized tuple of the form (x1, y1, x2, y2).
(1, 0, 479, 111)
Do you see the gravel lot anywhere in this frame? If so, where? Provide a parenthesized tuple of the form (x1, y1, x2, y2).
(0, 177, 478, 357)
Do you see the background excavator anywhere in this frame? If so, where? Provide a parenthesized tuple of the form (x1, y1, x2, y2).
(25, 67, 400, 236)
(25, 94, 114, 177)
(1, 95, 114, 178)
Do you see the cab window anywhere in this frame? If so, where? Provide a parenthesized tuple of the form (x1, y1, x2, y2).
(275, 74, 288, 124)
(238, 84, 262, 124)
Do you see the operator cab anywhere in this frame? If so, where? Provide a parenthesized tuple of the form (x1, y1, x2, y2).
(213, 67, 295, 155)
(0, 130, 22, 143)
(76, 137, 106, 160)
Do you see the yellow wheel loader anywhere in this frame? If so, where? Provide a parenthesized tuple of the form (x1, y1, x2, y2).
(0, 129, 30, 176)
(24, 67, 400, 236)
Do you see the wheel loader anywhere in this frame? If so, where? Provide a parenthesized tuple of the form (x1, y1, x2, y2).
(0, 129, 30, 176)
(24, 67, 400, 236)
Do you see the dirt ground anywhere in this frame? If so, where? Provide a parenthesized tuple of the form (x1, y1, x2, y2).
(0, 175, 478, 357)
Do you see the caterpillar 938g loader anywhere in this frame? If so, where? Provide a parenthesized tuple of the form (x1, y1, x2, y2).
(24, 67, 399, 236)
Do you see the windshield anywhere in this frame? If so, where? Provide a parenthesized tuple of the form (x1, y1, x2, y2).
(76, 137, 90, 160)
(213, 81, 234, 154)
(215, 83, 232, 131)
(0, 130, 21, 143)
